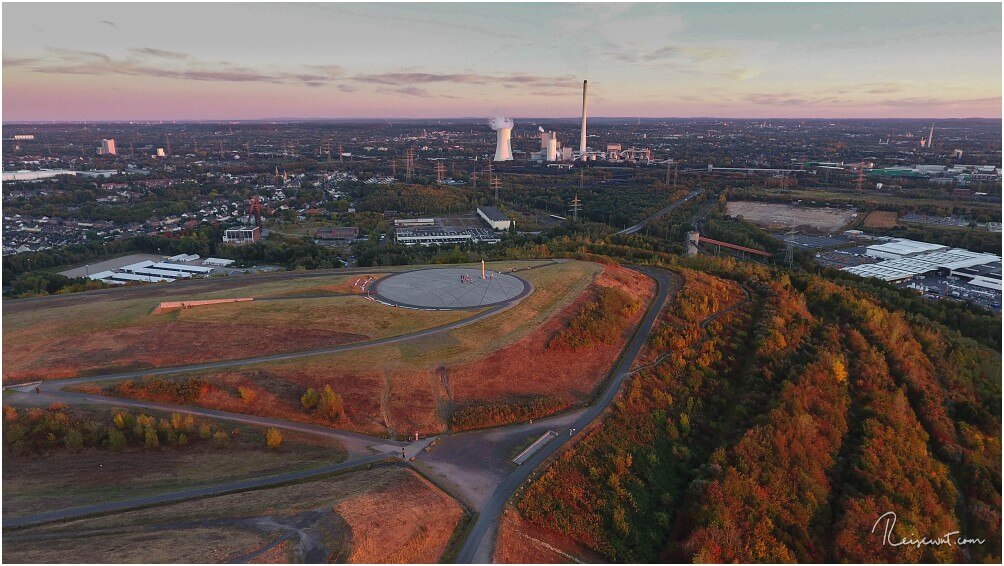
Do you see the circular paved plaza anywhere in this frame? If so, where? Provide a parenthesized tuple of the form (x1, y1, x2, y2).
(372, 267, 529, 309)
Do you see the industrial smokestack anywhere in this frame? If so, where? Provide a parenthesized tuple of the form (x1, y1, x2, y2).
(579, 80, 588, 161)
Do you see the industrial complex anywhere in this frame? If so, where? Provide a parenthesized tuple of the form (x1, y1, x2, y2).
(837, 237, 1001, 308)
(392, 206, 513, 246)
(85, 254, 236, 285)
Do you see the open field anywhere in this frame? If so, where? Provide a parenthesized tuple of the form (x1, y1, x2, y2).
(862, 210, 899, 228)
(2, 403, 347, 518)
(2, 466, 463, 563)
(758, 188, 1002, 216)
(727, 201, 857, 232)
(3, 276, 477, 382)
(91, 261, 653, 436)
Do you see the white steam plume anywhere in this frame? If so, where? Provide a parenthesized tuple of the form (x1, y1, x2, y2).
(489, 116, 514, 129)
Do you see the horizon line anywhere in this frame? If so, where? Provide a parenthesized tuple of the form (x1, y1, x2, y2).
(4, 116, 1001, 125)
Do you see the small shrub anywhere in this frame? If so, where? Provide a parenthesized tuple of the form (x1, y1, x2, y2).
(213, 430, 229, 448)
(107, 427, 126, 451)
(198, 423, 212, 440)
(301, 388, 319, 410)
(144, 427, 159, 449)
(64, 429, 84, 451)
(4, 406, 18, 423)
(266, 427, 283, 450)
(238, 386, 257, 405)
(177, 433, 189, 447)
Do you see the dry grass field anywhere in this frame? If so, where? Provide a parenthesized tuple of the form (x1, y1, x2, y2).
(334, 469, 465, 563)
(92, 261, 655, 437)
(726, 201, 857, 232)
(3, 288, 475, 382)
(862, 210, 899, 228)
(3, 466, 462, 563)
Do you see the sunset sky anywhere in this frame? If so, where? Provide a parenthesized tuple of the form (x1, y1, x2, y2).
(3, 2, 1001, 121)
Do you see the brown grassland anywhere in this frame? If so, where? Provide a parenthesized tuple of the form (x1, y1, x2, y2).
(2, 466, 463, 563)
(87, 260, 654, 436)
(3, 290, 475, 382)
(862, 210, 899, 228)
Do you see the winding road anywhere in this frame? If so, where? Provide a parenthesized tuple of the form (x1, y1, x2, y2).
(4, 262, 687, 564)
(453, 267, 678, 563)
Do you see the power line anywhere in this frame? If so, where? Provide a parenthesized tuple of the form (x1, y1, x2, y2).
(570, 193, 582, 222)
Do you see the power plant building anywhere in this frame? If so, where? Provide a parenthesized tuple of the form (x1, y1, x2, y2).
(532, 129, 561, 162)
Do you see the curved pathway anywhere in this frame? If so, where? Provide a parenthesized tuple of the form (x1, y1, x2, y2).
(454, 266, 679, 563)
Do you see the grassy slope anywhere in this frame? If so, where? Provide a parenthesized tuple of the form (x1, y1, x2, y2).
(3, 275, 477, 381)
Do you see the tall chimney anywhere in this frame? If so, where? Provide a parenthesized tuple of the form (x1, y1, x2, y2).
(579, 80, 588, 161)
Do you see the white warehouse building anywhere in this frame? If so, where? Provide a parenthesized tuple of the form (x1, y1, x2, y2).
(477, 206, 513, 231)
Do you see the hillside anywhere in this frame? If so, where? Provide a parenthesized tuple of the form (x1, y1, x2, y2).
(504, 256, 1001, 563)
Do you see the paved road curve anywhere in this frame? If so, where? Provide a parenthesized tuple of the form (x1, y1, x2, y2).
(455, 267, 679, 563)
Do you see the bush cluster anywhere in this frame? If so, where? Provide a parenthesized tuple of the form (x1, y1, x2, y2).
(549, 287, 641, 350)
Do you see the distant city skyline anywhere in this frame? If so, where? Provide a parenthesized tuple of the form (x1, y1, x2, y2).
(3, 2, 1001, 121)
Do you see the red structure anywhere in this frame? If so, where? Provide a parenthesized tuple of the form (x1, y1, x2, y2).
(249, 196, 263, 228)
(697, 236, 773, 257)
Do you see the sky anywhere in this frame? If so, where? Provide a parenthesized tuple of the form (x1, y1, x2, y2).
(2, 2, 1001, 121)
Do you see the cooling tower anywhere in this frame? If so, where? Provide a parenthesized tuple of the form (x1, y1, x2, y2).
(490, 117, 514, 162)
